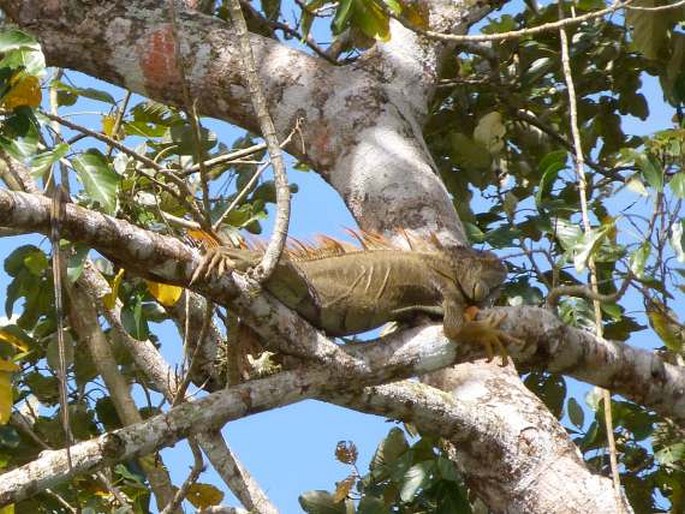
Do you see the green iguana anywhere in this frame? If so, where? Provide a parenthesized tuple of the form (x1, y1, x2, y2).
(193, 232, 519, 364)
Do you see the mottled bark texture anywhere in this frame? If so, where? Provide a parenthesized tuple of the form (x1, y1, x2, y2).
(0, 0, 637, 511)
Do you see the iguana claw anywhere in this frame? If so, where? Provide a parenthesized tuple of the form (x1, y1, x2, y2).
(460, 310, 522, 366)
(191, 247, 237, 284)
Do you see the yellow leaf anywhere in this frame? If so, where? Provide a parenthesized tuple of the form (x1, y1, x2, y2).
(103, 268, 125, 310)
(185, 483, 224, 509)
(333, 475, 356, 503)
(647, 300, 685, 352)
(0, 360, 19, 373)
(0, 504, 14, 514)
(0, 329, 28, 352)
(601, 215, 617, 242)
(402, 0, 429, 30)
(146, 280, 183, 307)
(1, 75, 41, 109)
(102, 114, 118, 138)
(0, 360, 19, 425)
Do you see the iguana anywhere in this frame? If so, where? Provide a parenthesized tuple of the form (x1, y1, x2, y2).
(193, 231, 519, 365)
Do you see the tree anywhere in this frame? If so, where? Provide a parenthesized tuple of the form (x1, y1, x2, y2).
(0, 0, 683, 512)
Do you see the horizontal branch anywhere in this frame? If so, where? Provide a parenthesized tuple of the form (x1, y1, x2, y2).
(0, 189, 358, 371)
(0, 323, 517, 505)
(1, 189, 684, 423)
(2, 300, 660, 508)
(0, 368, 324, 505)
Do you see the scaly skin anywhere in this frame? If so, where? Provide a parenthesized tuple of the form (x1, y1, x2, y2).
(194, 244, 519, 364)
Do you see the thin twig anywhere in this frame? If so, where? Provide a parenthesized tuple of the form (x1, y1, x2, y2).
(106, 90, 132, 159)
(272, 20, 339, 64)
(42, 111, 165, 172)
(557, 4, 624, 508)
(167, 0, 212, 222)
(545, 273, 633, 309)
(226, 0, 291, 282)
(212, 120, 302, 233)
(182, 142, 267, 176)
(42, 111, 207, 225)
(160, 439, 205, 514)
(376, 0, 630, 43)
(172, 301, 214, 407)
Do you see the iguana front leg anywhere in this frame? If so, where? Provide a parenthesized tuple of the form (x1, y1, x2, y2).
(443, 299, 519, 366)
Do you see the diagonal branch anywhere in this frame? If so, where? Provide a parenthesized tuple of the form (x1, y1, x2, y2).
(1, 188, 684, 423)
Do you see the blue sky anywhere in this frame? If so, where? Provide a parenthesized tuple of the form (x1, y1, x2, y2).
(0, 4, 682, 512)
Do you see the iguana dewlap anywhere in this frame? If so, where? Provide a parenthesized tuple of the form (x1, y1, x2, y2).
(195, 238, 518, 364)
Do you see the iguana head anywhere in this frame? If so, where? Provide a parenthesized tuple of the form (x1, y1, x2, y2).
(453, 248, 508, 306)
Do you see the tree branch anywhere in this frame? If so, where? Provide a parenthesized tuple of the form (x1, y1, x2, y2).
(1, 188, 683, 423)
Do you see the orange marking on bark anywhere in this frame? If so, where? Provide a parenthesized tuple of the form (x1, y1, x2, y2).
(309, 122, 335, 167)
(139, 24, 183, 95)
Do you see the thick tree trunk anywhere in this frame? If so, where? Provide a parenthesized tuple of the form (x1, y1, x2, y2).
(0, 0, 638, 512)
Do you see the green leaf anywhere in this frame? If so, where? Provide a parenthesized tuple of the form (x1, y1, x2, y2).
(449, 132, 491, 173)
(53, 82, 116, 106)
(573, 222, 614, 272)
(30, 142, 70, 178)
(552, 218, 583, 252)
(23, 371, 60, 405)
(351, 0, 391, 41)
(46, 334, 73, 372)
(604, 316, 647, 341)
(0, 29, 40, 53)
(113, 463, 146, 485)
(332, 0, 354, 34)
(524, 372, 566, 419)
(536, 150, 567, 205)
(521, 57, 555, 86)
(67, 244, 90, 283)
(4, 245, 42, 277)
(23, 250, 48, 276)
(626, 176, 648, 197)
(626, 0, 673, 60)
(663, 33, 685, 105)
(669, 172, 685, 199)
(0, 109, 39, 154)
(484, 226, 522, 247)
(629, 241, 651, 278)
(71, 149, 120, 214)
(370, 427, 409, 475)
(655, 441, 685, 466)
(168, 124, 217, 155)
(0, 426, 20, 449)
(262, 0, 281, 21)
(121, 295, 149, 341)
(637, 154, 663, 192)
(671, 220, 685, 263)
(186, 483, 225, 509)
(473, 111, 505, 155)
(0, 46, 45, 76)
(74, 339, 98, 386)
(299, 490, 351, 514)
(433, 480, 472, 514)
(356, 495, 387, 514)
(400, 462, 431, 502)
(567, 397, 585, 429)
